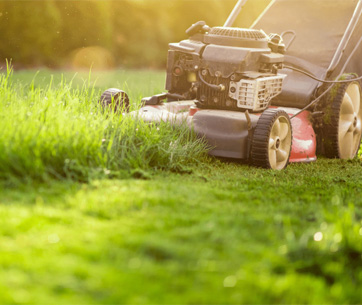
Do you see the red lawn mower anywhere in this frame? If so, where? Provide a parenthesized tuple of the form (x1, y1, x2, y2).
(101, 0, 362, 170)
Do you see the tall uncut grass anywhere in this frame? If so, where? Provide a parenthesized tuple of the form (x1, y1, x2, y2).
(0, 67, 208, 183)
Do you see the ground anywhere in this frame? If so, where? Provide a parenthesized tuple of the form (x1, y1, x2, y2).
(0, 69, 362, 304)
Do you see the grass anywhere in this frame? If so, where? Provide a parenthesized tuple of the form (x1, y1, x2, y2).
(0, 67, 362, 304)
(0, 67, 206, 183)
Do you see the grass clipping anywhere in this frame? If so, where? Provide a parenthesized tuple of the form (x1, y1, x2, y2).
(0, 68, 209, 183)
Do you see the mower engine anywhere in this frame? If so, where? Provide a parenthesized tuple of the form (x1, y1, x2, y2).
(165, 22, 286, 112)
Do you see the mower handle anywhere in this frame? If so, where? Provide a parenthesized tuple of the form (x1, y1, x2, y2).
(224, 0, 248, 27)
(328, 0, 362, 73)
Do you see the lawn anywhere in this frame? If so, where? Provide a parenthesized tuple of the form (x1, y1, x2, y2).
(0, 67, 362, 304)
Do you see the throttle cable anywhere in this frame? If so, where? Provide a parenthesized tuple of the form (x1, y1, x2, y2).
(285, 32, 362, 119)
(283, 65, 362, 119)
(283, 65, 362, 83)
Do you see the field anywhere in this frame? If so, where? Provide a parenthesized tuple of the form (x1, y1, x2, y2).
(1, 67, 362, 304)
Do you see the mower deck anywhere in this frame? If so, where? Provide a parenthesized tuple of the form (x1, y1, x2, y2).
(132, 101, 317, 163)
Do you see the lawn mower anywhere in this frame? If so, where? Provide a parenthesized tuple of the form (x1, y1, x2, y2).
(100, 0, 362, 170)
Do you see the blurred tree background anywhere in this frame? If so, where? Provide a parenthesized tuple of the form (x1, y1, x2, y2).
(0, 0, 269, 69)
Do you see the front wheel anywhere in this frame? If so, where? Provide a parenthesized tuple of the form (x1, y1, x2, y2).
(251, 109, 293, 170)
(99, 88, 130, 112)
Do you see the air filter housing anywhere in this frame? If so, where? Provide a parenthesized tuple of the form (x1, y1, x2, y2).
(229, 75, 286, 111)
(204, 27, 269, 48)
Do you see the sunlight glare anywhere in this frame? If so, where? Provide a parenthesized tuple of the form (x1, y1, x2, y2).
(313, 232, 323, 242)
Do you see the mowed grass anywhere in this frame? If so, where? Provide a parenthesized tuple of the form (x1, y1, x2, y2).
(0, 68, 362, 304)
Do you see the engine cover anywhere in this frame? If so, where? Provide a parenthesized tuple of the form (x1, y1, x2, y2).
(204, 27, 269, 49)
(201, 44, 271, 78)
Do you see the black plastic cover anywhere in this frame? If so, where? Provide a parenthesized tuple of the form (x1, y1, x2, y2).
(201, 44, 270, 77)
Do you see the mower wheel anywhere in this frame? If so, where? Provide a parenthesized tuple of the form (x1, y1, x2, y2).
(323, 77, 362, 159)
(99, 88, 129, 112)
(251, 109, 292, 170)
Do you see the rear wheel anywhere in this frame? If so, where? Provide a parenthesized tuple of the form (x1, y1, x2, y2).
(323, 77, 362, 159)
(251, 109, 292, 170)
(99, 88, 129, 112)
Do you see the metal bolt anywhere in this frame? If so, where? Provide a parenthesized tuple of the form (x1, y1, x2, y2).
(201, 69, 208, 76)
(215, 71, 221, 77)
(213, 97, 219, 103)
(230, 86, 236, 93)
(231, 74, 236, 81)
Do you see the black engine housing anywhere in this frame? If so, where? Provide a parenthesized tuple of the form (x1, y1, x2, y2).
(165, 25, 284, 111)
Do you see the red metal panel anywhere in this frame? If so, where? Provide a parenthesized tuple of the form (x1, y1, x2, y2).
(289, 110, 317, 163)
